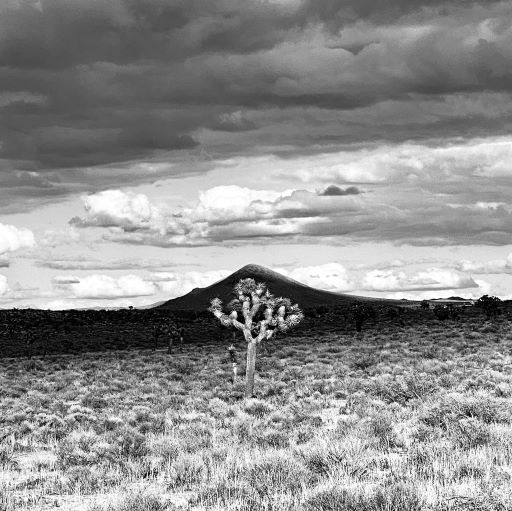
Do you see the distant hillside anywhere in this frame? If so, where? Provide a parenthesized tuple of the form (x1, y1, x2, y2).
(157, 263, 400, 311)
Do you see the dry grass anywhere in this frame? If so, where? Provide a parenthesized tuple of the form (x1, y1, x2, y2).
(2, 315, 512, 510)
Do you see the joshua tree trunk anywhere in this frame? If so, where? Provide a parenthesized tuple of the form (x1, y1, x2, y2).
(168, 334, 173, 354)
(245, 340, 257, 398)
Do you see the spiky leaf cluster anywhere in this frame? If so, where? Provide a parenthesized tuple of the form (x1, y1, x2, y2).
(208, 278, 304, 341)
(233, 278, 267, 297)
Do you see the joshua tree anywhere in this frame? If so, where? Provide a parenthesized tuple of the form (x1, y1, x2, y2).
(209, 278, 304, 398)
(447, 304, 461, 321)
(351, 302, 376, 332)
(151, 320, 180, 353)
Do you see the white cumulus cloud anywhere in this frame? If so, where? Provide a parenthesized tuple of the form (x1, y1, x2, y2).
(71, 190, 165, 232)
(71, 185, 364, 245)
(0, 223, 35, 255)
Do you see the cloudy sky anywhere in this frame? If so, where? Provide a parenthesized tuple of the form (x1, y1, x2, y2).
(1, 0, 512, 308)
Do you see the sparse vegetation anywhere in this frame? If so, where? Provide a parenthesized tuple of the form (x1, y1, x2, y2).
(475, 295, 502, 319)
(433, 304, 462, 321)
(2, 309, 512, 510)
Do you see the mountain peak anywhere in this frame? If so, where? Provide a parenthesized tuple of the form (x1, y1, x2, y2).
(233, 263, 281, 278)
(239, 263, 268, 272)
(158, 263, 360, 311)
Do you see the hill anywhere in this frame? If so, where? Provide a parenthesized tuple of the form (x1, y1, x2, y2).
(157, 263, 399, 311)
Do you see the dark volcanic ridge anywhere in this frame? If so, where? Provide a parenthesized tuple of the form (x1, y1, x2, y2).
(158, 263, 400, 311)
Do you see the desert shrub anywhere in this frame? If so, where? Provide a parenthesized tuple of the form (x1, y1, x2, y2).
(60, 466, 109, 494)
(65, 405, 98, 426)
(178, 422, 213, 452)
(108, 426, 150, 459)
(0, 443, 17, 470)
(167, 453, 206, 489)
(193, 482, 261, 511)
(244, 399, 273, 418)
(350, 353, 378, 372)
(101, 416, 125, 431)
(450, 418, 491, 449)
(258, 356, 284, 374)
(296, 426, 316, 444)
(406, 445, 438, 479)
(281, 365, 304, 382)
(168, 360, 196, 380)
(453, 462, 486, 480)
(57, 431, 100, 468)
(435, 494, 511, 511)
(420, 394, 510, 430)
(149, 436, 180, 464)
(207, 397, 231, 418)
(132, 415, 165, 435)
(98, 493, 173, 511)
(0, 488, 13, 511)
(303, 483, 424, 511)
(297, 443, 375, 479)
(244, 452, 311, 499)
(495, 383, 512, 398)
(369, 373, 437, 404)
(263, 381, 288, 398)
(253, 428, 290, 449)
(82, 393, 109, 410)
(366, 413, 402, 449)
(32, 412, 68, 440)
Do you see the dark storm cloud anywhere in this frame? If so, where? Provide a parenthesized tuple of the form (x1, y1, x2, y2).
(320, 185, 361, 196)
(1, 0, 512, 209)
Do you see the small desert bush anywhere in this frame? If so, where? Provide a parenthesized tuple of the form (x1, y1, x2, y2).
(303, 483, 424, 511)
(420, 393, 511, 430)
(449, 418, 491, 449)
(92, 493, 172, 511)
(0, 443, 17, 470)
(193, 482, 261, 511)
(244, 452, 312, 499)
(297, 440, 376, 480)
(350, 352, 379, 372)
(244, 398, 274, 417)
(369, 373, 438, 404)
(366, 412, 402, 449)
(167, 453, 206, 489)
